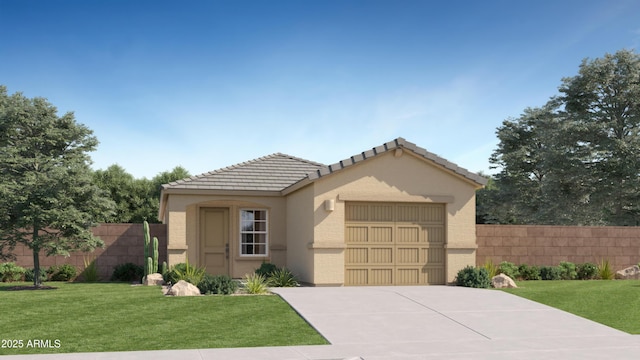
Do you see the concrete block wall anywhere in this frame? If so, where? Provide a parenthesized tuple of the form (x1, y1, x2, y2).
(6, 223, 167, 281)
(477, 225, 640, 271)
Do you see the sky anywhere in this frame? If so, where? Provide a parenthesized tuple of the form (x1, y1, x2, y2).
(1, 0, 639, 179)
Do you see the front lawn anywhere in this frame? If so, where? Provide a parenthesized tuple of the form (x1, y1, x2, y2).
(0, 282, 328, 354)
(501, 280, 640, 334)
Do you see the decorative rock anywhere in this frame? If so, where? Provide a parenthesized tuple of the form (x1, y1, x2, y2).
(615, 265, 640, 280)
(142, 273, 164, 286)
(491, 274, 517, 288)
(167, 280, 201, 296)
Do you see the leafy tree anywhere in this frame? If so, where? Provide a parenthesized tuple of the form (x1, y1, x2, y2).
(94, 165, 190, 223)
(0, 86, 114, 286)
(487, 49, 640, 225)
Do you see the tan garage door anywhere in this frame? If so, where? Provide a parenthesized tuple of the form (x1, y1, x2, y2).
(345, 202, 446, 285)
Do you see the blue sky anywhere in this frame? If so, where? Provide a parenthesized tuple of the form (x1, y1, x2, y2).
(2, 1, 639, 179)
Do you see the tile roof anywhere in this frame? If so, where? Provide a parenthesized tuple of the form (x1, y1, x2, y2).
(161, 153, 324, 192)
(162, 137, 488, 193)
(307, 137, 488, 186)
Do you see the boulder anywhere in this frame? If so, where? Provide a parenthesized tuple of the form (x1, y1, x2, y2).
(142, 273, 165, 286)
(166, 280, 201, 296)
(615, 265, 640, 280)
(491, 274, 517, 288)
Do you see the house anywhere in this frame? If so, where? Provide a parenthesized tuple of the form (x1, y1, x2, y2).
(158, 138, 487, 286)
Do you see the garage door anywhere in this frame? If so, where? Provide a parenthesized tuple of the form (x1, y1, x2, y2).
(344, 202, 446, 285)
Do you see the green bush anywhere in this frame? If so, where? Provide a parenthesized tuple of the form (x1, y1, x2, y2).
(498, 261, 520, 279)
(47, 264, 77, 281)
(166, 261, 205, 286)
(244, 273, 269, 294)
(197, 274, 238, 295)
(163, 263, 187, 284)
(539, 266, 562, 280)
(559, 261, 577, 280)
(111, 263, 144, 282)
(255, 262, 278, 277)
(518, 264, 541, 280)
(577, 262, 598, 280)
(455, 266, 491, 288)
(267, 268, 299, 287)
(25, 267, 47, 283)
(0, 262, 26, 282)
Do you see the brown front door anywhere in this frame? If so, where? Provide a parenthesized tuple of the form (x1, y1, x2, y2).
(200, 208, 229, 275)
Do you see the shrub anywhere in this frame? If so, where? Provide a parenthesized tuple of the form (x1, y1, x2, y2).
(25, 267, 47, 283)
(255, 262, 278, 277)
(455, 266, 491, 288)
(577, 262, 598, 280)
(0, 262, 26, 282)
(197, 274, 238, 295)
(111, 263, 144, 282)
(559, 261, 577, 280)
(498, 261, 520, 279)
(518, 264, 541, 280)
(164, 263, 187, 284)
(168, 260, 205, 286)
(482, 259, 498, 278)
(47, 264, 77, 281)
(267, 268, 299, 287)
(82, 255, 99, 282)
(244, 273, 269, 294)
(598, 259, 614, 280)
(539, 266, 562, 280)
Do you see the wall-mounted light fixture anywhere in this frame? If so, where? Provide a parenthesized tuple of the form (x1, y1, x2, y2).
(324, 199, 335, 211)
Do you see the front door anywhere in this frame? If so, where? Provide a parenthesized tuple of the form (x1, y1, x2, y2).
(200, 208, 229, 275)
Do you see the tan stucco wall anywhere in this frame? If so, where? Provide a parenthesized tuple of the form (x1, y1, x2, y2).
(285, 184, 315, 284)
(307, 150, 479, 284)
(162, 194, 287, 278)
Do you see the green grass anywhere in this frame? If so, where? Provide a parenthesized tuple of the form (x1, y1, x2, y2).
(501, 280, 640, 334)
(0, 282, 327, 354)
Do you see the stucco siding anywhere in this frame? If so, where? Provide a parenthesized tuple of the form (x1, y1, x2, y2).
(286, 185, 315, 284)
(310, 151, 478, 284)
(162, 194, 287, 278)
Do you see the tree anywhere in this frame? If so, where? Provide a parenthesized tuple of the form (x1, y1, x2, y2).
(94, 165, 190, 223)
(0, 86, 114, 286)
(487, 49, 640, 225)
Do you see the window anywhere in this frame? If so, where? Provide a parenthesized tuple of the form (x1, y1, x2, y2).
(240, 209, 268, 256)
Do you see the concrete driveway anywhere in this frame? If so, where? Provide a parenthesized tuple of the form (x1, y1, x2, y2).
(271, 286, 640, 359)
(5, 286, 640, 360)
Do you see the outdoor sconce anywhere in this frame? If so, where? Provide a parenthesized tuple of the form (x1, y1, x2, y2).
(324, 199, 335, 211)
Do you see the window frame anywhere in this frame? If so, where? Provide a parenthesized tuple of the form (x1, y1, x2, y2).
(239, 209, 269, 257)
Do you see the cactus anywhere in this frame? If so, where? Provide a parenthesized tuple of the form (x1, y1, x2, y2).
(161, 261, 167, 275)
(152, 237, 159, 274)
(146, 257, 153, 277)
(143, 221, 150, 276)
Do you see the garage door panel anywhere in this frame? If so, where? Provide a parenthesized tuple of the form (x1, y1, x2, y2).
(345, 226, 368, 243)
(397, 268, 420, 284)
(370, 247, 393, 263)
(423, 226, 444, 244)
(396, 247, 420, 264)
(346, 248, 368, 264)
(426, 248, 445, 264)
(370, 226, 393, 242)
(345, 202, 446, 286)
(396, 226, 420, 243)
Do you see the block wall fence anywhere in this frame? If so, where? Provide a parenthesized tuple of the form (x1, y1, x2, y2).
(476, 224, 640, 271)
(8, 223, 167, 281)
(6, 223, 640, 281)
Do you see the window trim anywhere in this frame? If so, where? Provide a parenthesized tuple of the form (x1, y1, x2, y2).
(239, 209, 269, 257)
